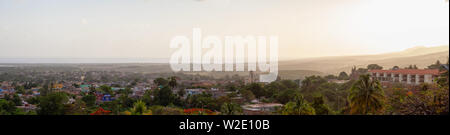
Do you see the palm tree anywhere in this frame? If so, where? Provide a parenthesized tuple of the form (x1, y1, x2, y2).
(129, 100, 152, 115)
(282, 95, 316, 115)
(168, 76, 177, 89)
(348, 74, 385, 115)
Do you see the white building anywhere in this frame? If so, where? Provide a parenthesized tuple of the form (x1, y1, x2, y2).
(368, 69, 440, 85)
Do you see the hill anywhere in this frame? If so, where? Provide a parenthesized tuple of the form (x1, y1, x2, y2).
(280, 45, 449, 75)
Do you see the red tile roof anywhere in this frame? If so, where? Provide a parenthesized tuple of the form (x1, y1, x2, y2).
(90, 107, 112, 115)
(369, 69, 440, 75)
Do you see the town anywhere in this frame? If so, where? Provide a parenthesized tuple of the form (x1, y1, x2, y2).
(0, 60, 448, 115)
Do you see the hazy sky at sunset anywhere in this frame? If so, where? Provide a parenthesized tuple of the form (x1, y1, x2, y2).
(0, 0, 448, 61)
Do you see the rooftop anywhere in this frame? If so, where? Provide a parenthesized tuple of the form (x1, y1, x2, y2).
(369, 69, 440, 75)
(242, 103, 284, 109)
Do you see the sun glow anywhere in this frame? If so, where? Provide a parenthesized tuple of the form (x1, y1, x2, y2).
(344, 0, 449, 53)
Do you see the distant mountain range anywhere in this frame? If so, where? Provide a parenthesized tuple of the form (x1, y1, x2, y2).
(2, 45, 448, 78)
(0, 58, 169, 64)
(279, 45, 449, 75)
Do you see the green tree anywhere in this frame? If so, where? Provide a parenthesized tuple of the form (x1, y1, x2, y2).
(99, 85, 113, 95)
(348, 75, 385, 115)
(64, 99, 88, 115)
(119, 87, 133, 95)
(428, 60, 442, 69)
(264, 81, 284, 99)
(220, 102, 242, 115)
(437, 61, 449, 88)
(37, 92, 69, 115)
(311, 96, 332, 115)
(338, 72, 349, 80)
(276, 89, 299, 104)
(154, 78, 169, 87)
(177, 89, 186, 97)
(15, 86, 25, 94)
(142, 90, 154, 106)
(300, 75, 331, 101)
(384, 84, 408, 115)
(245, 83, 266, 98)
(282, 95, 315, 115)
(188, 93, 219, 110)
(26, 96, 40, 105)
(154, 86, 176, 106)
(81, 94, 97, 107)
(405, 65, 418, 69)
(118, 93, 135, 109)
(400, 88, 448, 115)
(225, 83, 238, 92)
(324, 75, 337, 80)
(39, 84, 50, 96)
(301, 76, 328, 94)
(128, 100, 152, 115)
(392, 66, 400, 70)
(279, 80, 299, 89)
(168, 76, 178, 88)
(72, 83, 80, 88)
(12, 94, 23, 106)
(89, 85, 96, 93)
(367, 64, 383, 70)
(240, 89, 256, 102)
(0, 99, 17, 115)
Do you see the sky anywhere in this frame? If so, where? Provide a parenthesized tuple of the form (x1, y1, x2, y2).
(0, 0, 448, 61)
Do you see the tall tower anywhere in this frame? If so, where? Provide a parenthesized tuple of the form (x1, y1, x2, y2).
(249, 71, 255, 83)
(350, 66, 359, 80)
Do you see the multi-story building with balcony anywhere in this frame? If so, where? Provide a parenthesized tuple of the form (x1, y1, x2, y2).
(368, 69, 440, 85)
